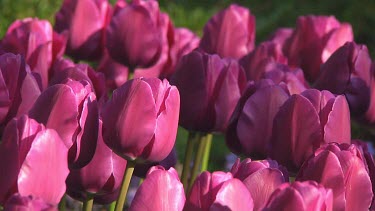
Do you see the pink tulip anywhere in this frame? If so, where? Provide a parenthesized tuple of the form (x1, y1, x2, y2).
(267, 27, 294, 47)
(285, 15, 353, 82)
(297, 143, 373, 211)
(263, 181, 333, 211)
(3, 194, 57, 211)
(199, 4, 255, 59)
(185, 171, 254, 210)
(129, 166, 185, 211)
(0, 115, 69, 205)
(171, 50, 247, 132)
(270, 89, 351, 171)
(231, 158, 289, 211)
(101, 77, 180, 162)
(55, 0, 111, 60)
(97, 50, 129, 90)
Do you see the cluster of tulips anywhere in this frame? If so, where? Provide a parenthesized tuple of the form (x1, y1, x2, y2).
(0, 0, 375, 210)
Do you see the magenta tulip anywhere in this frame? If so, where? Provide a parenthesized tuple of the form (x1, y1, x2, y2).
(129, 166, 185, 211)
(3, 194, 57, 211)
(231, 158, 289, 211)
(97, 50, 129, 90)
(55, 0, 111, 60)
(29, 79, 99, 168)
(226, 79, 289, 157)
(285, 15, 353, 82)
(101, 77, 180, 162)
(297, 143, 373, 211)
(267, 27, 293, 47)
(263, 181, 333, 211)
(0, 115, 69, 205)
(199, 4, 255, 59)
(270, 89, 351, 171)
(171, 50, 247, 132)
(0, 18, 66, 89)
(185, 171, 254, 211)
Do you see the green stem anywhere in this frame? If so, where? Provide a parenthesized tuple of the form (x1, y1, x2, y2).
(82, 196, 94, 211)
(201, 133, 213, 172)
(181, 132, 197, 192)
(188, 135, 207, 190)
(109, 201, 116, 211)
(115, 161, 135, 211)
(58, 195, 66, 211)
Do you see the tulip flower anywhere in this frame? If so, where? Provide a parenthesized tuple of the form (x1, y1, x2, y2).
(199, 4, 255, 59)
(97, 50, 129, 90)
(0, 115, 69, 205)
(267, 27, 293, 47)
(285, 15, 353, 82)
(171, 50, 246, 132)
(0, 53, 41, 131)
(29, 79, 99, 168)
(129, 166, 185, 211)
(185, 171, 254, 210)
(106, 0, 165, 69)
(270, 89, 351, 171)
(230, 158, 289, 211)
(263, 181, 333, 211)
(3, 194, 57, 211)
(101, 77, 180, 162)
(226, 79, 289, 157)
(297, 143, 373, 211)
(54, 0, 111, 60)
(314, 42, 372, 116)
(0, 18, 66, 89)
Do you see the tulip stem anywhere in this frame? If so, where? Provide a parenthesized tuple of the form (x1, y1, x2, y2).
(83, 196, 94, 211)
(58, 195, 66, 211)
(201, 133, 213, 171)
(181, 132, 197, 192)
(115, 160, 135, 211)
(188, 135, 207, 190)
(109, 201, 116, 211)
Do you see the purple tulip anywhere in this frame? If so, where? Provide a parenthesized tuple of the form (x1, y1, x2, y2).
(55, 0, 111, 60)
(285, 15, 353, 82)
(106, 0, 165, 69)
(270, 89, 351, 171)
(199, 4, 255, 59)
(171, 50, 247, 132)
(314, 42, 372, 116)
(230, 158, 289, 211)
(97, 50, 129, 90)
(297, 143, 373, 211)
(226, 79, 289, 157)
(129, 166, 185, 211)
(263, 181, 333, 211)
(185, 171, 254, 211)
(29, 79, 99, 168)
(101, 77, 180, 162)
(0, 18, 66, 89)
(3, 194, 57, 211)
(0, 53, 41, 131)
(0, 115, 69, 205)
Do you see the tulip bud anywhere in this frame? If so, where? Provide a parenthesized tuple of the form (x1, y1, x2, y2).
(199, 4, 255, 59)
(285, 15, 353, 82)
(129, 166, 185, 211)
(263, 181, 333, 211)
(171, 50, 247, 132)
(297, 143, 373, 211)
(270, 89, 351, 171)
(0, 115, 69, 205)
(55, 0, 111, 60)
(4, 194, 57, 211)
(101, 77, 180, 162)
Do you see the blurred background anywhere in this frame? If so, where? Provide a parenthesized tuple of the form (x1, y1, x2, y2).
(1, 0, 374, 170)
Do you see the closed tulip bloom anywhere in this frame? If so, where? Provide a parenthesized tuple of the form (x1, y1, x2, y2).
(297, 143, 373, 211)
(0, 18, 66, 89)
(270, 89, 351, 171)
(97, 50, 129, 90)
(171, 50, 247, 132)
(55, 0, 111, 60)
(0, 115, 69, 205)
(101, 77, 180, 162)
(315, 42, 372, 116)
(267, 27, 294, 47)
(263, 181, 333, 211)
(285, 15, 353, 82)
(231, 158, 289, 211)
(226, 79, 289, 157)
(106, 0, 164, 69)
(29, 79, 99, 168)
(199, 4, 255, 59)
(129, 166, 185, 211)
(0, 53, 41, 131)
(3, 194, 57, 211)
(185, 171, 254, 211)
